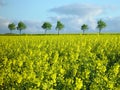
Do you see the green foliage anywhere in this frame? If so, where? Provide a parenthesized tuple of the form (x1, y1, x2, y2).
(8, 23, 16, 33)
(97, 19, 107, 34)
(0, 35, 120, 89)
(56, 21, 64, 35)
(81, 24, 88, 34)
(41, 22, 52, 34)
(17, 21, 27, 34)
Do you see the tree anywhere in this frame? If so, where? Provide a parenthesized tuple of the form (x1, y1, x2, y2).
(17, 21, 27, 34)
(97, 19, 107, 34)
(41, 22, 52, 34)
(8, 23, 16, 33)
(81, 24, 88, 35)
(55, 21, 64, 35)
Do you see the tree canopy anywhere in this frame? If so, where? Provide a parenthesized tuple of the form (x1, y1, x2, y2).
(97, 19, 107, 34)
(41, 22, 52, 34)
(81, 24, 88, 34)
(17, 21, 27, 34)
(56, 21, 64, 35)
(8, 23, 16, 33)
(7, 19, 107, 35)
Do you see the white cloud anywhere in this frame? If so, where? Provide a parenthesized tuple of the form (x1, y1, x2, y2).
(49, 3, 120, 33)
(0, 3, 120, 34)
(50, 3, 103, 18)
(104, 17, 120, 32)
(22, 20, 43, 34)
(49, 16, 97, 33)
(49, 3, 103, 33)
(0, 16, 43, 34)
(0, 17, 11, 33)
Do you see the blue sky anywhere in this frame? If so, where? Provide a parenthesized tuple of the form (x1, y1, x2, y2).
(0, 0, 120, 33)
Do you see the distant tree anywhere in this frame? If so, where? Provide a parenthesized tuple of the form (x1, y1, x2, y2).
(55, 21, 64, 35)
(17, 21, 27, 34)
(41, 22, 52, 34)
(81, 24, 88, 35)
(97, 19, 107, 34)
(8, 23, 16, 33)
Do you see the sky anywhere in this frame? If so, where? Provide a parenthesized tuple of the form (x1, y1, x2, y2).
(0, 0, 120, 34)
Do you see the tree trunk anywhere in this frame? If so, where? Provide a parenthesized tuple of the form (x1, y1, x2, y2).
(99, 29, 101, 35)
(45, 30, 47, 34)
(10, 30, 12, 34)
(83, 30, 85, 35)
(20, 30, 21, 34)
(58, 30, 59, 35)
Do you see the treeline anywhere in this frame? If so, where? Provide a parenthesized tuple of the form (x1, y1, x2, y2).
(8, 20, 106, 35)
(8, 21, 26, 34)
